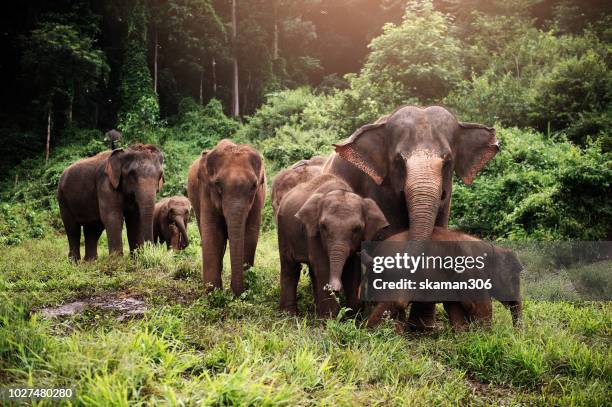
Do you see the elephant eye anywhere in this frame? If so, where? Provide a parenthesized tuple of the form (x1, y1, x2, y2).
(319, 223, 327, 232)
(214, 180, 223, 194)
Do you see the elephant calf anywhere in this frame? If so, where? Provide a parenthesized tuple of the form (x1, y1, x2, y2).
(187, 139, 266, 295)
(271, 155, 328, 216)
(277, 173, 389, 317)
(57, 144, 164, 261)
(365, 227, 523, 331)
(153, 196, 191, 250)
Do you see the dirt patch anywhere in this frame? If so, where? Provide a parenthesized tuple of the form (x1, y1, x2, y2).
(39, 295, 147, 321)
(466, 376, 517, 403)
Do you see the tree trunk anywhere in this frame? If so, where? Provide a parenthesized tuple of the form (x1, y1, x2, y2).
(231, 0, 240, 117)
(67, 81, 74, 125)
(45, 104, 52, 164)
(153, 29, 158, 94)
(273, 0, 279, 60)
(212, 57, 217, 95)
(199, 68, 204, 105)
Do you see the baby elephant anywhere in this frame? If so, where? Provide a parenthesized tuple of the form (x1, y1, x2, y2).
(366, 227, 523, 332)
(153, 196, 191, 250)
(277, 174, 389, 317)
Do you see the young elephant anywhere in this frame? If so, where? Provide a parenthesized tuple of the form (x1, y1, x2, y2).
(153, 196, 191, 250)
(277, 174, 389, 317)
(271, 155, 328, 216)
(187, 139, 266, 295)
(57, 144, 164, 261)
(365, 227, 523, 331)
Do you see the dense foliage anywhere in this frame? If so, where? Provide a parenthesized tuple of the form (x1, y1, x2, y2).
(0, 0, 610, 243)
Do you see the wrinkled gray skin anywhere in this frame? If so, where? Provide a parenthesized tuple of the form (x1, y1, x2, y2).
(153, 196, 191, 250)
(271, 155, 328, 216)
(365, 227, 523, 332)
(57, 144, 164, 261)
(277, 174, 388, 317)
(324, 106, 499, 328)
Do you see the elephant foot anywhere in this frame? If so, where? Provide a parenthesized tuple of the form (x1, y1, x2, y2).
(280, 304, 298, 316)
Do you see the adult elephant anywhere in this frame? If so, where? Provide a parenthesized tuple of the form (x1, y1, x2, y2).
(57, 144, 164, 261)
(324, 105, 499, 327)
(187, 139, 266, 295)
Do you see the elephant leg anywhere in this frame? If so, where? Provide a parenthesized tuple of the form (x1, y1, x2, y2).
(65, 221, 82, 262)
(83, 222, 104, 261)
(279, 256, 300, 315)
(201, 215, 227, 291)
(125, 213, 141, 253)
(341, 254, 362, 315)
(464, 299, 492, 329)
(407, 302, 437, 331)
(59, 202, 81, 261)
(314, 277, 339, 318)
(367, 302, 397, 328)
(310, 253, 339, 318)
(101, 210, 124, 256)
(444, 302, 469, 332)
(244, 195, 263, 269)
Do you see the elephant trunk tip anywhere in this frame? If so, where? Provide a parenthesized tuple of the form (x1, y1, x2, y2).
(329, 278, 343, 293)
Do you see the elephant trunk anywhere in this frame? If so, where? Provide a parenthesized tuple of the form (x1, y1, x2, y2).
(226, 202, 247, 295)
(328, 243, 350, 292)
(503, 300, 523, 327)
(175, 218, 189, 249)
(137, 190, 156, 245)
(403, 154, 443, 241)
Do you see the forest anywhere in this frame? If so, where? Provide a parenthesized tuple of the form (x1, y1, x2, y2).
(0, 0, 610, 405)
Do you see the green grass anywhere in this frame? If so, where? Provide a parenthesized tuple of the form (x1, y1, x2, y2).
(1, 229, 610, 406)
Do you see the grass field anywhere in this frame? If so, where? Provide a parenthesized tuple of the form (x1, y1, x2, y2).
(1, 227, 610, 406)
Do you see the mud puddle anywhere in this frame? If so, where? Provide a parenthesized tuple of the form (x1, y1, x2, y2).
(39, 295, 147, 321)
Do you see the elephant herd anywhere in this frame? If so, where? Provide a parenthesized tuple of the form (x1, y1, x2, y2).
(58, 105, 522, 332)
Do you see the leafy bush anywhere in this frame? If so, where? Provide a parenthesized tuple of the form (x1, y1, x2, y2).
(238, 87, 318, 141)
(259, 125, 335, 172)
(451, 127, 611, 240)
(356, 1, 463, 105)
(446, 23, 610, 147)
(119, 95, 162, 144)
(175, 98, 240, 149)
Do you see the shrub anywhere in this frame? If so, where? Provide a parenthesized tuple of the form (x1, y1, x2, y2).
(175, 98, 240, 149)
(451, 127, 611, 240)
(238, 87, 318, 142)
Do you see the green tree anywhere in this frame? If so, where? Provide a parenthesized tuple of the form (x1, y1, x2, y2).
(346, 1, 463, 115)
(118, 0, 159, 140)
(21, 21, 109, 162)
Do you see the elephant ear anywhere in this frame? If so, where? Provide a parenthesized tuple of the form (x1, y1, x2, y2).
(248, 150, 265, 185)
(295, 193, 323, 237)
(454, 123, 499, 184)
(104, 149, 124, 189)
(158, 173, 165, 192)
(333, 119, 388, 185)
(362, 198, 390, 241)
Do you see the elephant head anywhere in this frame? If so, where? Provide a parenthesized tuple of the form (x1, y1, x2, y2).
(334, 106, 498, 240)
(296, 190, 389, 292)
(164, 197, 192, 250)
(104, 144, 164, 243)
(200, 140, 265, 292)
